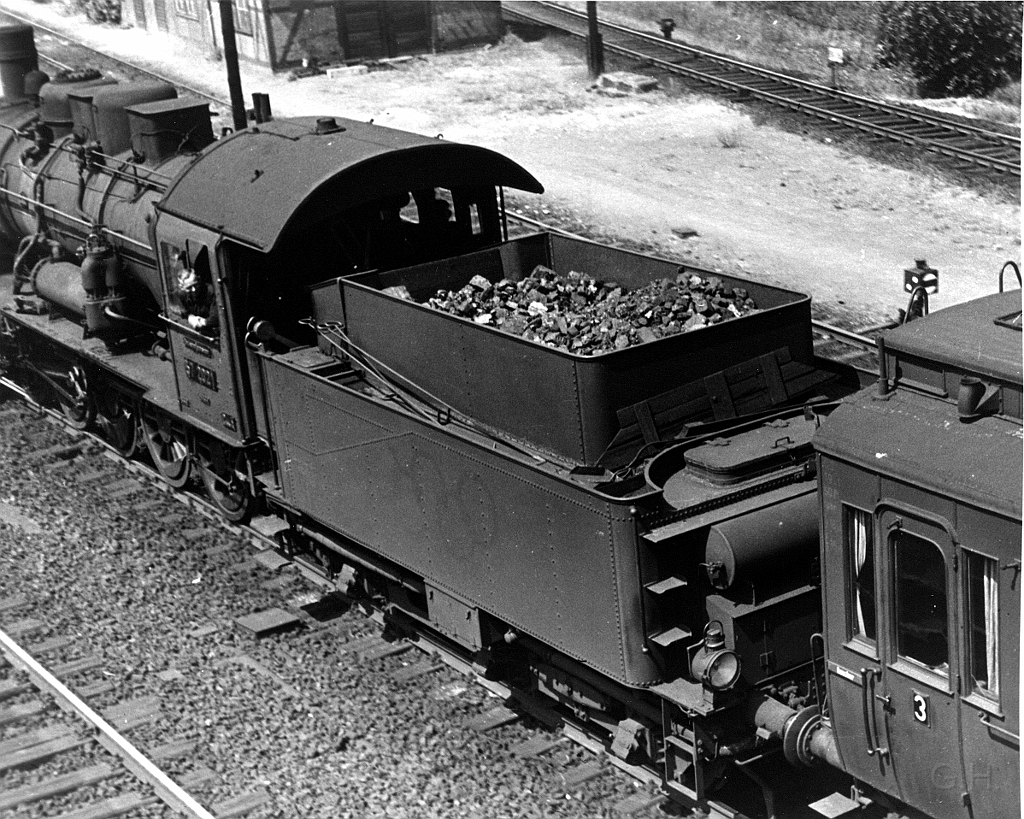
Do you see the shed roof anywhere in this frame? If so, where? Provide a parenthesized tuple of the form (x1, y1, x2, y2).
(157, 116, 544, 252)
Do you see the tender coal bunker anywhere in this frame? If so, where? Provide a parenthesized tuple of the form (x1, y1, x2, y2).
(417, 265, 759, 355)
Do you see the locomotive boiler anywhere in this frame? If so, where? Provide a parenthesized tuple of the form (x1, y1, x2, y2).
(0, 25, 1018, 819)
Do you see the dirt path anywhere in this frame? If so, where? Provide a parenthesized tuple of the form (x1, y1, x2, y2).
(7, 0, 1020, 325)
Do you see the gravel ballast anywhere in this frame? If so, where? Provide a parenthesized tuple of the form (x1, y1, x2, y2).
(0, 401, 672, 818)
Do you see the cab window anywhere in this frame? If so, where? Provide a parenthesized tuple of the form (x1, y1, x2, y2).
(162, 242, 219, 342)
(964, 550, 999, 700)
(892, 530, 948, 675)
(844, 505, 876, 645)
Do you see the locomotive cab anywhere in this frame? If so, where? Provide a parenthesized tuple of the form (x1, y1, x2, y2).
(150, 116, 543, 453)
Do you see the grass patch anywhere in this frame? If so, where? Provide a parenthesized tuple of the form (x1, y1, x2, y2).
(715, 125, 745, 148)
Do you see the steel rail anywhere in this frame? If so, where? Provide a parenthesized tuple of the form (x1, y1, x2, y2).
(504, 1, 1020, 175)
(0, 627, 217, 819)
(524, 1, 1017, 143)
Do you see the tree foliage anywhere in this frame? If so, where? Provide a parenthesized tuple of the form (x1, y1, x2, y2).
(876, 2, 1022, 97)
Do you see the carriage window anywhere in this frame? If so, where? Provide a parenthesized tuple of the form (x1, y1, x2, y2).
(844, 506, 876, 644)
(892, 530, 948, 674)
(964, 550, 999, 700)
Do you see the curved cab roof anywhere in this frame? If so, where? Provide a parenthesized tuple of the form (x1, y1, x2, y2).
(157, 116, 544, 252)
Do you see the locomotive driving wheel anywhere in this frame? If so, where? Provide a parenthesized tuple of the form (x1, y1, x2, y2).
(194, 438, 254, 523)
(56, 365, 96, 430)
(141, 408, 191, 488)
(95, 389, 139, 457)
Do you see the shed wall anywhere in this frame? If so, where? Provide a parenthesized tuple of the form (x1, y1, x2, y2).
(123, 1, 503, 69)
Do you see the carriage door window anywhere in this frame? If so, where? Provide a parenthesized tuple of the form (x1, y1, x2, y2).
(845, 505, 876, 645)
(964, 550, 999, 700)
(892, 530, 948, 675)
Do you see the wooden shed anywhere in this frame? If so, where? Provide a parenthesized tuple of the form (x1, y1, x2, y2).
(122, 1, 504, 70)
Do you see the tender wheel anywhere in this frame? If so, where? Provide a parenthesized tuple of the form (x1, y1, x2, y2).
(195, 438, 254, 523)
(57, 365, 95, 430)
(95, 389, 139, 457)
(141, 409, 191, 488)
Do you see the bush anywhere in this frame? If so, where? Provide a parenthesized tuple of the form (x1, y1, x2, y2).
(876, 2, 1022, 97)
(73, 0, 122, 25)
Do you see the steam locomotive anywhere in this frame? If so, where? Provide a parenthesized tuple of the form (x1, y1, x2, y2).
(0, 25, 1018, 819)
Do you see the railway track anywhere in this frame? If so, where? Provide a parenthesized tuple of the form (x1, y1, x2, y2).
(503, 1, 1021, 177)
(0, 394, 679, 817)
(0, 623, 218, 818)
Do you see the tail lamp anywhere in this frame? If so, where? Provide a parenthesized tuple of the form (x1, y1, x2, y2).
(691, 621, 741, 691)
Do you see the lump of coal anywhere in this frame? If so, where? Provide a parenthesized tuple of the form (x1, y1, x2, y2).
(422, 266, 758, 355)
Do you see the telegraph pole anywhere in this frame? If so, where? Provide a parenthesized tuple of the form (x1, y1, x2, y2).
(217, 1, 248, 131)
(586, 2, 604, 78)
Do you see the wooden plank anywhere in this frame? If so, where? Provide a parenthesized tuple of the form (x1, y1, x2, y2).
(0, 594, 27, 613)
(0, 699, 45, 727)
(213, 655, 300, 698)
(613, 792, 667, 816)
(563, 759, 606, 788)
(4, 618, 46, 638)
(0, 678, 31, 702)
(360, 640, 412, 662)
(212, 789, 271, 818)
(0, 763, 115, 811)
(252, 550, 291, 572)
(0, 724, 74, 757)
(0, 733, 91, 772)
(465, 705, 520, 733)
(758, 351, 790, 405)
(234, 607, 301, 637)
(180, 763, 219, 788)
(52, 654, 105, 679)
(149, 737, 196, 762)
(101, 696, 162, 731)
(704, 371, 736, 420)
(27, 635, 75, 656)
(391, 660, 442, 683)
(105, 478, 142, 494)
(74, 680, 116, 699)
(510, 735, 564, 758)
(77, 470, 113, 483)
(51, 792, 153, 819)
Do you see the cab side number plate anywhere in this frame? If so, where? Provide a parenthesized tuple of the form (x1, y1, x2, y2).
(185, 358, 218, 391)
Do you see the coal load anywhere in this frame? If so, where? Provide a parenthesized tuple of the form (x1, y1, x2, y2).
(421, 266, 758, 355)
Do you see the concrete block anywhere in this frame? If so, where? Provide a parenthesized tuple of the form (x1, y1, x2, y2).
(598, 71, 659, 94)
(326, 65, 368, 80)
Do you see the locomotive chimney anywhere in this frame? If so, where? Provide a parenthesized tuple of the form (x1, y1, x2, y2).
(0, 24, 38, 102)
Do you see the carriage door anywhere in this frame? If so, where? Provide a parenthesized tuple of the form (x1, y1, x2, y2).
(877, 505, 969, 819)
(158, 219, 244, 442)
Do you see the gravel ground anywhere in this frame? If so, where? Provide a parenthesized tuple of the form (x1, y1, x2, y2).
(0, 401, 672, 818)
